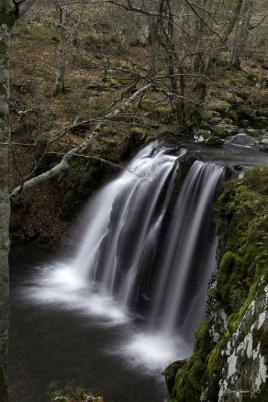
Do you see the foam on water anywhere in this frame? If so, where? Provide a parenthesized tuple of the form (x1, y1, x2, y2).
(116, 332, 191, 372)
(24, 263, 129, 325)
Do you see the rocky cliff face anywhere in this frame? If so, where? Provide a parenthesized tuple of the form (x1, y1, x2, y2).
(165, 166, 268, 402)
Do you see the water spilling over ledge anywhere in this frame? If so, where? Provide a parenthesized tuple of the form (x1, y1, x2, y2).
(20, 142, 225, 371)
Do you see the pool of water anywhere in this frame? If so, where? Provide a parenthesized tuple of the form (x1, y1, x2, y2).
(8, 244, 175, 402)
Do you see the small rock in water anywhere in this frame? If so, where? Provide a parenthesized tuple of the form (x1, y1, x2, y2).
(225, 133, 257, 147)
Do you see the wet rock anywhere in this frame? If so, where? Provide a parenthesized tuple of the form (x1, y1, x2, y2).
(225, 133, 257, 147)
(218, 279, 268, 402)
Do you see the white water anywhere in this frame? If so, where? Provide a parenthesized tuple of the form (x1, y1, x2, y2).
(151, 161, 224, 336)
(24, 142, 225, 371)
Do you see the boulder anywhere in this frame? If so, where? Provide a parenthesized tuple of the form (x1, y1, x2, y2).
(212, 123, 238, 137)
(225, 133, 257, 147)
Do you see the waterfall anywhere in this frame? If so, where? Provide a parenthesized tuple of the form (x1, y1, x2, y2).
(70, 145, 224, 335)
(150, 161, 224, 337)
(72, 143, 186, 306)
(27, 142, 225, 369)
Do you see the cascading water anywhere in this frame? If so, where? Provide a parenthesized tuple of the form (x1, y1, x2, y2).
(72, 143, 185, 303)
(26, 142, 225, 370)
(150, 161, 224, 337)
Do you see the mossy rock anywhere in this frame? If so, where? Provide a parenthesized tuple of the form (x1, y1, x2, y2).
(130, 127, 148, 136)
(148, 106, 175, 124)
(165, 360, 187, 394)
(212, 123, 237, 138)
(209, 99, 232, 114)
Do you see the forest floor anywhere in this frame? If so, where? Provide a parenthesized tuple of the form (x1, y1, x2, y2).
(9, 3, 268, 247)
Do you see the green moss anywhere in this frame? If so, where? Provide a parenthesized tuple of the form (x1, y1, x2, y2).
(130, 127, 148, 136)
(119, 79, 134, 86)
(149, 106, 175, 124)
(212, 123, 237, 137)
(140, 98, 155, 112)
(214, 169, 268, 316)
(171, 319, 214, 402)
(51, 34, 60, 43)
(13, 26, 59, 42)
(207, 338, 226, 375)
(32, 67, 43, 77)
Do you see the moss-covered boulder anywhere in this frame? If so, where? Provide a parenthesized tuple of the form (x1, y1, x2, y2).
(212, 123, 238, 138)
(166, 167, 268, 402)
(202, 109, 222, 124)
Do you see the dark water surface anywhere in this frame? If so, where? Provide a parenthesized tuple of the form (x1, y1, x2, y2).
(8, 244, 166, 402)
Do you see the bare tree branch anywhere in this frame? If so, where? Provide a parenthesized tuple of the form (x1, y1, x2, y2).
(10, 83, 152, 198)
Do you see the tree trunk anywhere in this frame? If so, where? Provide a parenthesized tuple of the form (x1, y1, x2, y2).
(0, 2, 15, 399)
(230, 0, 253, 67)
(148, 17, 158, 76)
(54, 6, 66, 95)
